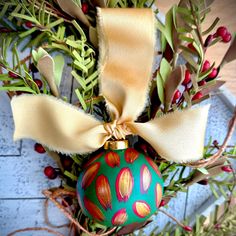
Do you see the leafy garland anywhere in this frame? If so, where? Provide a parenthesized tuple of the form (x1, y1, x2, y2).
(0, 0, 236, 235)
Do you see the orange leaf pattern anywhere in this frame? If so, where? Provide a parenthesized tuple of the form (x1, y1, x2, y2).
(125, 148, 139, 163)
(96, 175, 112, 210)
(83, 196, 104, 221)
(81, 162, 100, 189)
(111, 209, 128, 225)
(133, 201, 150, 218)
(115, 167, 134, 202)
(105, 151, 120, 167)
(140, 164, 152, 193)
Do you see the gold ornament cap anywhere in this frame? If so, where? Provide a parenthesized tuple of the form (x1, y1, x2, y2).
(104, 140, 129, 150)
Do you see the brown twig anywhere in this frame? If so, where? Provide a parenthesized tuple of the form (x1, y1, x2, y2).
(7, 227, 64, 236)
(187, 107, 236, 168)
(158, 208, 186, 228)
(42, 189, 116, 236)
(44, 198, 70, 229)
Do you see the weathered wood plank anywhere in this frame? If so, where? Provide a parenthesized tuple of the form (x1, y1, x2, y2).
(0, 139, 61, 198)
(0, 199, 69, 235)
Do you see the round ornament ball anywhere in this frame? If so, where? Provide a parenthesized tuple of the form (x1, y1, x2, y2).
(77, 141, 164, 227)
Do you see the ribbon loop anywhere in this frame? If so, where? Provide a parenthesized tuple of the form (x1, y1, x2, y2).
(10, 8, 209, 163)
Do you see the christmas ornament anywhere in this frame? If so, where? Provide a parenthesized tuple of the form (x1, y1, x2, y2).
(77, 140, 164, 226)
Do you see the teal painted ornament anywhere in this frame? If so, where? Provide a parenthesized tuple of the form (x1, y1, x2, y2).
(77, 145, 164, 227)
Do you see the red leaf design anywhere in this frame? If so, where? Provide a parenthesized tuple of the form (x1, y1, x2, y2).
(140, 164, 152, 193)
(145, 156, 162, 178)
(96, 175, 112, 210)
(111, 209, 128, 225)
(155, 183, 163, 208)
(133, 201, 150, 218)
(83, 196, 104, 222)
(81, 162, 100, 189)
(105, 151, 120, 167)
(83, 152, 103, 168)
(116, 167, 134, 202)
(125, 148, 139, 163)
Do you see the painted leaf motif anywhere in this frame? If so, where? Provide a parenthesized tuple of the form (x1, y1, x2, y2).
(155, 183, 163, 208)
(125, 148, 139, 163)
(112, 209, 128, 225)
(140, 165, 152, 193)
(83, 196, 104, 221)
(81, 162, 100, 189)
(145, 156, 162, 178)
(116, 168, 134, 202)
(133, 201, 150, 218)
(105, 151, 120, 167)
(96, 175, 112, 210)
(83, 152, 103, 168)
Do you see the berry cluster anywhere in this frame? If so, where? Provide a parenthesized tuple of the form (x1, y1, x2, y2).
(214, 26, 232, 43)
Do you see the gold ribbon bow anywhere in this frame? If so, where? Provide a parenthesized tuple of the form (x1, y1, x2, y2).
(11, 8, 209, 163)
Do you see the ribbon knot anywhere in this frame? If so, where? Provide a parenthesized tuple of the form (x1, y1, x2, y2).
(103, 121, 132, 140)
(10, 8, 209, 163)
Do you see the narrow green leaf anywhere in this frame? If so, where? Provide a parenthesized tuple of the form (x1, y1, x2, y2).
(11, 13, 39, 25)
(156, 73, 164, 104)
(85, 71, 98, 85)
(71, 70, 87, 90)
(160, 58, 172, 83)
(209, 182, 219, 199)
(46, 18, 64, 29)
(19, 27, 37, 38)
(74, 60, 88, 74)
(202, 17, 220, 36)
(53, 54, 65, 87)
(64, 170, 78, 181)
(75, 88, 87, 110)
(72, 20, 86, 40)
(0, 86, 36, 94)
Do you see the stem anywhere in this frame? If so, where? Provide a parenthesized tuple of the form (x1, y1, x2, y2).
(158, 208, 186, 228)
(189, 0, 204, 48)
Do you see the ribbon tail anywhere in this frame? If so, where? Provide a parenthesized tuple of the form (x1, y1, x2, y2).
(11, 95, 110, 154)
(128, 106, 210, 163)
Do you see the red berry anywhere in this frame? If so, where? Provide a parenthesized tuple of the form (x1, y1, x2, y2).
(25, 21, 34, 28)
(187, 43, 196, 52)
(183, 226, 193, 232)
(208, 68, 218, 79)
(197, 179, 208, 185)
(139, 143, 148, 154)
(159, 200, 167, 207)
(182, 70, 191, 85)
(222, 32, 232, 43)
(173, 90, 181, 103)
(81, 3, 89, 14)
(202, 60, 210, 72)
(34, 79, 43, 89)
(221, 166, 233, 173)
(192, 92, 203, 101)
(61, 157, 73, 170)
(44, 166, 57, 179)
(198, 80, 206, 86)
(214, 223, 221, 230)
(216, 26, 227, 38)
(8, 71, 18, 79)
(34, 143, 46, 154)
